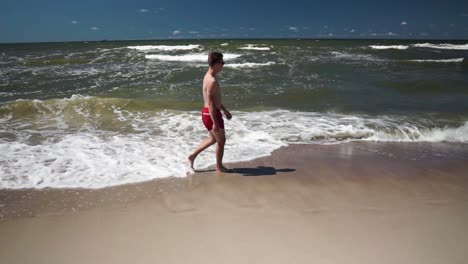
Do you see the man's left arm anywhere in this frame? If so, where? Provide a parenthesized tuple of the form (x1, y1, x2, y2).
(220, 104, 232, 120)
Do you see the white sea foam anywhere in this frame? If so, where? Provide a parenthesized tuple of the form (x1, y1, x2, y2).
(0, 92, 16, 98)
(226, 62, 276, 68)
(68, 67, 102, 76)
(221, 43, 229, 46)
(407, 58, 464, 63)
(412, 43, 468, 50)
(145, 53, 242, 62)
(369, 45, 409, 50)
(0, 108, 282, 189)
(1, 100, 467, 189)
(127, 44, 201, 51)
(331, 51, 379, 61)
(238, 44, 271, 51)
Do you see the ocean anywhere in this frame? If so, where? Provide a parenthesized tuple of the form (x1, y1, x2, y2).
(1, 39, 467, 189)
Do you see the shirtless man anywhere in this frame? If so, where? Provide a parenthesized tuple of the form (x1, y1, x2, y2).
(188, 52, 232, 173)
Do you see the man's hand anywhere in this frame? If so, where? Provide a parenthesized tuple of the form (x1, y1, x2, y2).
(223, 110, 232, 120)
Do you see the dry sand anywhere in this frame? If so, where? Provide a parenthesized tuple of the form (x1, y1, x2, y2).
(1, 142, 468, 264)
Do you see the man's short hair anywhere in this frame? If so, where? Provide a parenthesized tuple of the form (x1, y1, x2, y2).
(208, 52, 223, 67)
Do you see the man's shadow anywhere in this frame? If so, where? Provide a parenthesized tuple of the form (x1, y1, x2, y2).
(231, 166, 295, 176)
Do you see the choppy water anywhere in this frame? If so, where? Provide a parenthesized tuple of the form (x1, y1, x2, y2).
(1, 39, 467, 189)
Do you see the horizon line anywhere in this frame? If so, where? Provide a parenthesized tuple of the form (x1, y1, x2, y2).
(1, 37, 468, 45)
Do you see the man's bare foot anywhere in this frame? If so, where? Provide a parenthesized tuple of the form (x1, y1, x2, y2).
(216, 166, 231, 173)
(187, 155, 196, 173)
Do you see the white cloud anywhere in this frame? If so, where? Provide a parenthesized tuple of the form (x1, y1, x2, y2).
(91, 27, 99, 30)
(71, 21, 78, 24)
(189, 31, 199, 34)
(139, 9, 149, 12)
(328, 33, 334, 36)
(401, 21, 407, 25)
(460, 13, 468, 17)
(387, 32, 398, 36)
(249, 27, 255, 31)
(173, 30, 181, 35)
(350, 29, 355, 33)
(288, 26, 298, 32)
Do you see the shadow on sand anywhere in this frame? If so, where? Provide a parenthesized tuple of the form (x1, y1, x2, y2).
(231, 166, 296, 176)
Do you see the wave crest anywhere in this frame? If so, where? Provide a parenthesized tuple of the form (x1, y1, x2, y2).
(145, 53, 242, 62)
(369, 45, 409, 50)
(238, 44, 271, 51)
(412, 43, 468, 50)
(226, 62, 276, 68)
(407, 58, 464, 63)
(127, 44, 201, 51)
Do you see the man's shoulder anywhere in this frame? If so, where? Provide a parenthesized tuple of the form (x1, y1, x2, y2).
(204, 76, 218, 87)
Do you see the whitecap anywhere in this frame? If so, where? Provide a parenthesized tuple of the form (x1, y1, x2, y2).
(238, 44, 271, 51)
(127, 44, 201, 51)
(406, 58, 464, 63)
(145, 53, 242, 62)
(369, 45, 409, 50)
(331, 51, 379, 61)
(226, 62, 276, 68)
(412, 43, 468, 50)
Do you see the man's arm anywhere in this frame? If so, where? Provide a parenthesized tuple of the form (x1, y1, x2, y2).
(220, 104, 232, 120)
(207, 80, 221, 130)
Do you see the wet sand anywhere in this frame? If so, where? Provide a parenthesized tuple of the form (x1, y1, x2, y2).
(1, 142, 468, 264)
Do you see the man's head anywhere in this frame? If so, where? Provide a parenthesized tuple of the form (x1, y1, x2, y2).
(208, 52, 224, 72)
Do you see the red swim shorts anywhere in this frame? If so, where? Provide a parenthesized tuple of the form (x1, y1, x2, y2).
(201, 107, 224, 131)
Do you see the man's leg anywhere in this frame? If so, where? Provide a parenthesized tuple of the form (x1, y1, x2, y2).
(211, 129, 228, 172)
(188, 133, 217, 169)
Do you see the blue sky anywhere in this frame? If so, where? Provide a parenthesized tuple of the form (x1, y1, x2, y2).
(1, 0, 468, 43)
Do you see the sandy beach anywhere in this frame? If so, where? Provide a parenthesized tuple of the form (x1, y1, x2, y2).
(1, 142, 468, 264)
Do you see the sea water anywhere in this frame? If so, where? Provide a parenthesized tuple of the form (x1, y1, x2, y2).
(1, 39, 467, 188)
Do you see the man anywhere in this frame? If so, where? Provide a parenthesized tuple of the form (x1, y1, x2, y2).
(188, 52, 232, 173)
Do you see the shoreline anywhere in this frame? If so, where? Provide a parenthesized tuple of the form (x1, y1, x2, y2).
(1, 141, 468, 263)
(1, 141, 468, 220)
